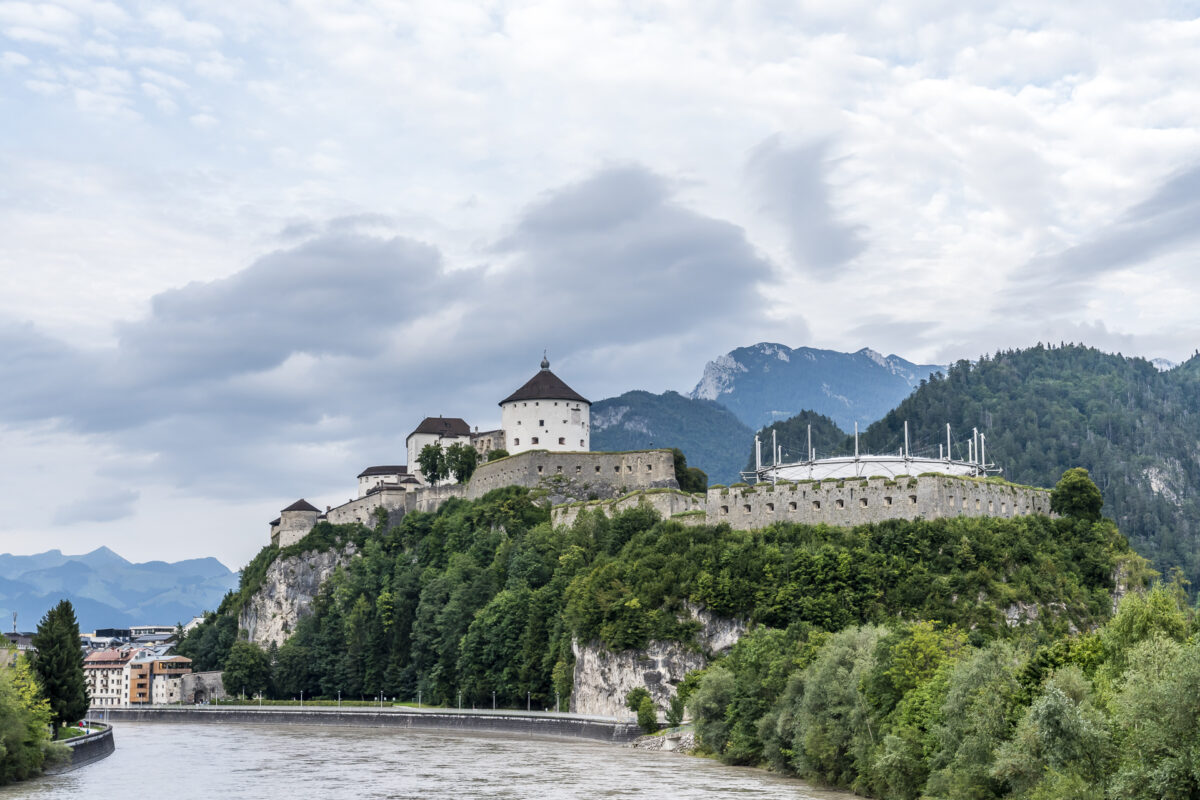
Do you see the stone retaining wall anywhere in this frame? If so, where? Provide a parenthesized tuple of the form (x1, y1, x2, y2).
(552, 489, 707, 528)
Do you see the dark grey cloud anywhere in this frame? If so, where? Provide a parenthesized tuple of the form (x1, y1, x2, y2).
(0, 164, 788, 502)
(53, 489, 139, 526)
(1007, 162, 1200, 314)
(746, 136, 866, 272)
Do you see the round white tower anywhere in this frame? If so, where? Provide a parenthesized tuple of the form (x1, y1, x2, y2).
(500, 356, 590, 455)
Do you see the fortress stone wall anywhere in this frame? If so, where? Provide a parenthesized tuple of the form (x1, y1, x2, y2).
(708, 475, 1052, 529)
(552, 488, 707, 528)
(466, 449, 678, 501)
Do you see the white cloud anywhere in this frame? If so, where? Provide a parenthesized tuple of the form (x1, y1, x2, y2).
(2, 0, 1200, 563)
(0, 48, 28, 66)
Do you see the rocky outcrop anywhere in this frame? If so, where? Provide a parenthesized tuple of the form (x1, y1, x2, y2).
(684, 602, 747, 653)
(570, 604, 747, 719)
(571, 639, 705, 719)
(631, 730, 697, 752)
(238, 544, 357, 649)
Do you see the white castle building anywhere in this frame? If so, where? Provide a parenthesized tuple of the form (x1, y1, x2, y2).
(500, 355, 590, 455)
(270, 356, 593, 546)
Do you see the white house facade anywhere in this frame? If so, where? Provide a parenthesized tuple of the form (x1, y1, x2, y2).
(500, 357, 590, 455)
(406, 417, 473, 484)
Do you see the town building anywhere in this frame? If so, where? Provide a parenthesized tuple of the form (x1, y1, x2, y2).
(84, 648, 133, 707)
(85, 648, 193, 707)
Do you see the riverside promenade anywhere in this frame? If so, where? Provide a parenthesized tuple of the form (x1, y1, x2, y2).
(90, 705, 642, 744)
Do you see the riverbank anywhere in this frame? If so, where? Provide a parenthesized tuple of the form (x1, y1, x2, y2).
(90, 705, 641, 744)
(44, 721, 115, 774)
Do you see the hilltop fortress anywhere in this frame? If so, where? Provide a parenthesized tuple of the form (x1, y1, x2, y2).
(270, 359, 1052, 548)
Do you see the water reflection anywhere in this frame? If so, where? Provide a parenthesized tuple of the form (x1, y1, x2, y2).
(5, 722, 853, 800)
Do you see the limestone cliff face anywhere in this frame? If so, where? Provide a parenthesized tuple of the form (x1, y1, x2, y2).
(570, 639, 705, 719)
(570, 605, 747, 719)
(238, 544, 357, 649)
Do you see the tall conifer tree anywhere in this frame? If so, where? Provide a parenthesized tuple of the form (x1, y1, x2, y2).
(31, 600, 88, 729)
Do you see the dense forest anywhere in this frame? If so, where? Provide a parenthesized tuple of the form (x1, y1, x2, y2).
(745, 345, 1200, 587)
(182, 479, 1139, 709)
(851, 344, 1200, 586)
(685, 580, 1200, 800)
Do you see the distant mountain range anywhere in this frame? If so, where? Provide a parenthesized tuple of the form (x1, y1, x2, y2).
(689, 343, 946, 431)
(0, 547, 238, 633)
(593, 343, 945, 483)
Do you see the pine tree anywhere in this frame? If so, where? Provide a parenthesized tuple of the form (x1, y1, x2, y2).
(30, 600, 89, 729)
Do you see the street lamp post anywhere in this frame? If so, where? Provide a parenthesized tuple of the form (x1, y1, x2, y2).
(337, 690, 341, 709)
(527, 691, 530, 712)
(492, 691, 496, 711)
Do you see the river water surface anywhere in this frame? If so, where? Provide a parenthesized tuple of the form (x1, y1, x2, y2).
(5, 722, 854, 799)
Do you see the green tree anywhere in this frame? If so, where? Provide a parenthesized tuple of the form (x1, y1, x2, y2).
(30, 600, 88, 729)
(222, 641, 272, 697)
(688, 665, 735, 754)
(671, 448, 708, 493)
(1051, 468, 1104, 522)
(0, 653, 63, 784)
(417, 443, 448, 484)
(636, 694, 659, 734)
(487, 448, 510, 462)
(625, 686, 650, 712)
(1109, 639, 1200, 799)
(445, 442, 479, 484)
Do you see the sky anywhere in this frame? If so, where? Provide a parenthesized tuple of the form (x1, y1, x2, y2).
(2, 1, 1200, 569)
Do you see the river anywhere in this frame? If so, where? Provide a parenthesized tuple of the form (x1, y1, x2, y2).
(4, 722, 853, 799)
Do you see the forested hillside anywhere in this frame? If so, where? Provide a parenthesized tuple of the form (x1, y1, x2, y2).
(181, 482, 1138, 709)
(591, 390, 752, 484)
(743, 409, 848, 471)
(852, 344, 1200, 585)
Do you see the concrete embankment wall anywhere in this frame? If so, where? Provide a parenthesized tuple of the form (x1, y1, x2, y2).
(92, 707, 640, 745)
(46, 722, 115, 773)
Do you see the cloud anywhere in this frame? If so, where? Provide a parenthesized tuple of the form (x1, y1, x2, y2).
(0, 165, 781, 500)
(53, 488, 138, 525)
(746, 136, 866, 273)
(1006, 162, 1200, 315)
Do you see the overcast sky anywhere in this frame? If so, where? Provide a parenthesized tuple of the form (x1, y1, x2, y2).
(2, 1, 1199, 569)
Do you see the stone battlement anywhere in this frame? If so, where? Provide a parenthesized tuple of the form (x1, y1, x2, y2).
(708, 474, 1052, 529)
(466, 449, 678, 501)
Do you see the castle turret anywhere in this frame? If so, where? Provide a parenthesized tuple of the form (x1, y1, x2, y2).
(500, 356, 590, 455)
(274, 499, 320, 548)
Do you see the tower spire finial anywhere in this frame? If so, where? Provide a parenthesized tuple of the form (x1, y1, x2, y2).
(540, 349, 550, 370)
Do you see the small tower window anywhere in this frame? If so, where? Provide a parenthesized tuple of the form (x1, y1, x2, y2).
(860, 498, 868, 507)
(788, 502, 797, 511)
(531, 437, 539, 445)
(558, 437, 566, 445)
(720, 505, 729, 515)
(743, 504, 751, 513)
(835, 499, 845, 509)
(514, 438, 520, 446)
(539, 419, 544, 427)
(595, 465, 602, 473)
(766, 503, 775, 512)
(884, 496, 893, 507)
(909, 495, 918, 505)
(812, 500, 821, 510)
